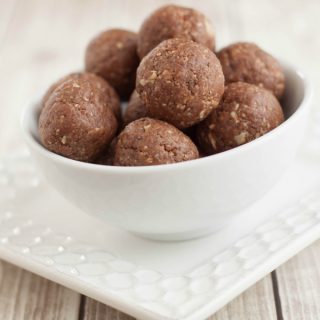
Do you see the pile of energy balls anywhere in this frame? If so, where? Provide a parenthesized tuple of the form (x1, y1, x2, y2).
(39, 4, 285, 166)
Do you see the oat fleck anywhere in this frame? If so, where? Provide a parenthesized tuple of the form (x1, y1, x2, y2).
(231, 111, 239, 123)
(149, 70, 157, 80)
(139, 79, 147, 86)
(161, 69, 170, 76)
(234, 132, 248, 145)
(208, 133, 217, 149)
(116, 42, 123, 49)
(177, 104, 186, 111)
(200, 110, 206, 119)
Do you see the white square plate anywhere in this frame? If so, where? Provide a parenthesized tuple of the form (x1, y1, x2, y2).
(0, 110, 319, 320)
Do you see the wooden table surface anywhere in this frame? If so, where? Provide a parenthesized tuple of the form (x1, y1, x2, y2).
(1, 0, 320, 319)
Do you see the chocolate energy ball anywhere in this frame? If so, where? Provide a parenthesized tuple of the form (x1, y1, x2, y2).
(123, 91, 147, 125)
(217, 42, 285, 99)
(42, 72, 121, 121)
(137, 5, 215, 58)
(39, 77, 118, 162)
(136, 38, 224, 129)
(196, 82, 284, 154)
(114, 118, 199, 166)
(94, 138, 117, 165)
(85, 29, 139, 100)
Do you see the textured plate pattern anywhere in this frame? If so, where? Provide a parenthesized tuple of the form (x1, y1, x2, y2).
(0, 155, 320, 320)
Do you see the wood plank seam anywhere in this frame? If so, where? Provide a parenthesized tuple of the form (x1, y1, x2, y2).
(271, 271, 284, 320)
(78, 295, 86, 320)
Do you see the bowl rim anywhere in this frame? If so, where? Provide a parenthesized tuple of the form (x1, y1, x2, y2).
(21, 61, 313, 175)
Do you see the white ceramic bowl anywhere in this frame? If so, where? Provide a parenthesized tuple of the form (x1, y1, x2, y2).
(21, 63, 312, 241)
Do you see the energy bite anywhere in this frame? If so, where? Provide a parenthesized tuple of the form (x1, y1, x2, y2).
(94, 138, 117, 165)
(217, 42, 285, 99)
(137, 5, 215, 59)
(114, 118, 199, 166)
(39, 77, 118, 162)
(136, 38, 224, 129)
(196, 82, 284, 154)
(42, 72, 121, 121)
(85, 29, 139, 100)
(123, 91, 147, 125)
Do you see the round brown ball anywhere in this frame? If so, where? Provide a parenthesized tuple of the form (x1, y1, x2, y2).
(137, 5, 215, 59)
(39, 77, 118, 162)
(114, 118, 199, 166)
(196, 82, 285, 154)
(42, 72, 121, 121)
(136, 38, 225, 129)
(217, 42, 285, 99)
(85, 29, 139, 100)
(94, 138, 117, 165)
(123, 91, 148, 125)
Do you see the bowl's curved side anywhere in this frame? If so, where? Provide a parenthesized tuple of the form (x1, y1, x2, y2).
(21, 63, 312, 240)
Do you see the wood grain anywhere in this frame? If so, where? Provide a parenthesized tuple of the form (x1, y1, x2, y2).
(79, 276, 276, 320)
(209, 275, 277, 320)
(0, 260, 80, 320)
(81, 297, 135, 320)
(276, 240, 320, 320)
